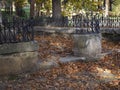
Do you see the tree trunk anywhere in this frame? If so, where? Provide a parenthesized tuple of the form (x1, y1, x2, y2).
(30, 0, 35, 18)
(109, 0, 112, 11)
(103, 0, 106, 7)
(98, 0, 102, 10)
(15, 5, 22, 17)
(105, 0, 109, 17)
(10, 2, 13, 15)
(0, 10, 2, 24)
(52, 0, 62, 24)
(52, 0, 61, 19)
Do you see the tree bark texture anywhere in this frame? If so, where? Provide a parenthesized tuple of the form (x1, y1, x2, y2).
(52, 0, 61, 19)
(30, 0, 35, 17)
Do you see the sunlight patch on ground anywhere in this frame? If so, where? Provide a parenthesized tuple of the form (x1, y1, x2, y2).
(95, 67, 120, 84)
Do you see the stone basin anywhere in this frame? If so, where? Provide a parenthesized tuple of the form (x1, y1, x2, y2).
(72, 33, 102, 60)
(0, 41, 39, 75)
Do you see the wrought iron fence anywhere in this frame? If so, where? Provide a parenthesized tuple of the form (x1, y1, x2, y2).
(34, 15, 100, 34)
(0, 17, 34, 44)
(1, 13, 119, 44)
(98, 16, 120, 28)
(74, 19, 100, 34)
(33, 14, 120, 35)
(34, 14, 120, 29)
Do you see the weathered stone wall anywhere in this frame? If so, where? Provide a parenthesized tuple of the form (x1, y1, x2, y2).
(0, 52, 38, 75)
(0, 41, 39, 75)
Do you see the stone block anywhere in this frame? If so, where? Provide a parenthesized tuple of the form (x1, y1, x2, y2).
(0, 41, 39, 76)
(0, 51, 39, 75)
(72, 33, 102, 60)
(0, 41, 39, 55)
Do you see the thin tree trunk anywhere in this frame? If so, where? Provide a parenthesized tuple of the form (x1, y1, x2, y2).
(109, 0, 112, 11)
(103, 0, 106, 7)
(15, 5, 22, 17)
(105, 0, 109, 17)
(30, 0, 35, 18)
(98, 0, 101, 10)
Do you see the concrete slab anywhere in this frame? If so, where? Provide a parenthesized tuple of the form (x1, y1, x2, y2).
(59, 56, 86, 63)
(38, 61, 58, 69)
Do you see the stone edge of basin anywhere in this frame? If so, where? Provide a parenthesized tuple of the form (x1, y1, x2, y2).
(0, 41, 39, 55)
(0, 51, 39, 76)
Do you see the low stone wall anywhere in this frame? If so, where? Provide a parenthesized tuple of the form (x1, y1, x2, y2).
(101, 28, 120, 34)
(34, 26, 120, 35)
(0, 41, 39, 75)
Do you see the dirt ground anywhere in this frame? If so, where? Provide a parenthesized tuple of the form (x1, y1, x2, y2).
(0, 34, 119, 90)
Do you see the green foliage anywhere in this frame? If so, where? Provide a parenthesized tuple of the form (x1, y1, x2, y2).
(62, 0, 103, 16)
(35, 0, 45, 4)
(112, 0, 120, 15)
(13, 0, 26, 7)
(113, 4, 120, 15)
(35, 0, 52, 16)
(62, 0, 103, 10)
(3, 0, 105, 17)
(112, 0, 120, 6)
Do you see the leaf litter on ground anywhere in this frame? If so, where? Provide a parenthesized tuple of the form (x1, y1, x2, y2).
(0, 34, 119, 90)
